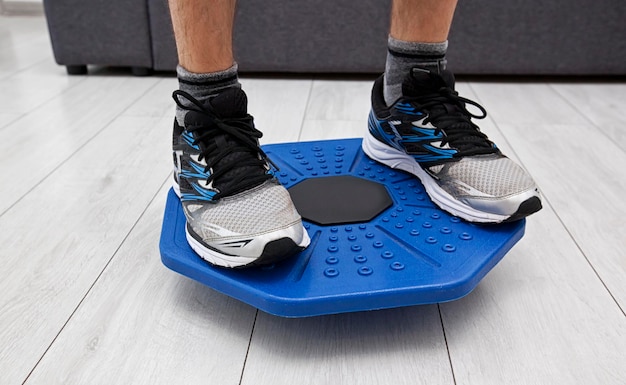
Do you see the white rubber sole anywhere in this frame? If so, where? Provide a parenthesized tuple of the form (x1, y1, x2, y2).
(362, 132, 523, 223)
(173, 178, 310, 268)
(185, 222, 311, 268)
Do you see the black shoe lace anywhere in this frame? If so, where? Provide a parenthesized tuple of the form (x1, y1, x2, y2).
(173, 90, 277, 199)
(406, 85, 498, 157)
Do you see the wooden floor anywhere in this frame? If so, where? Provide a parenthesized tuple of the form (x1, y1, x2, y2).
(2, 14, 626, 385)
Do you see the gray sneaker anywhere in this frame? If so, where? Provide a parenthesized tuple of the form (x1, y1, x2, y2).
(363, 69, 542, 223)
(172, 87, 310, 268)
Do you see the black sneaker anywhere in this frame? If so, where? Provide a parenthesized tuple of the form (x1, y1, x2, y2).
(363, 69, 542, 223)
(171, 87, 310, 268)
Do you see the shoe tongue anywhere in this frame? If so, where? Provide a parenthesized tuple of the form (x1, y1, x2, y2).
(402, 68, 455, 97)
(188, 87, 266, 196)
(182, 87, 249, 127)
(402, 69, 492, 153)
(208, 86, 248, 119)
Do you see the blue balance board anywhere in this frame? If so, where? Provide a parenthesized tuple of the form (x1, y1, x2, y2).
(160, 138, 525, 317)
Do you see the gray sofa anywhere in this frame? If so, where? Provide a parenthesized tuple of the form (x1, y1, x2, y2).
(43, 0, 626, 76)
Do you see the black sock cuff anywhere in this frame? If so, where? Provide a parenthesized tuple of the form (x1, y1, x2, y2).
(177, 73, 239, 87)
(387, 48, 446, 61)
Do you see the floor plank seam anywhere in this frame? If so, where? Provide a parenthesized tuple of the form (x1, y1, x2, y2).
(296, 80, 316, 142)
(0, 56, 49, 81)
(3, 66, 89, 118)
(0, 113, 23, 131)
(113, 77, 162, 117)
(438, 304, 458, 385)
(238, 310, 259, 385)
(551, 210, 626, 318)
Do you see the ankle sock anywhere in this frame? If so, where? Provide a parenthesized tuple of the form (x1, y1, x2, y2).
(175, 64, 240, 124)
(383, 37, 448, 106)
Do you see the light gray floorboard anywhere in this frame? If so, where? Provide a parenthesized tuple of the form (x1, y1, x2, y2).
(300, 119, 366, 141)
(0, 112, 21, 129)
(242, 78, 312, 144)
(0, 60, 85, 115)
(122, 77, 178, 118)
(0, 75, 159, 215)
(0, 16, 52, 79)
(303, 79, 373, 121)
(23, 184, 258, 385)
(299, 78, 374, 141)
(0, 114, 172, 385)
(551, 82, 626, 151)
(441, 208, 626, 385)
(470, 82, 626, 311)
(241, 307, 455, 385)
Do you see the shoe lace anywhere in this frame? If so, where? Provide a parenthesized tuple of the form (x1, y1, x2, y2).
(173, 90, 278, 199)
(407, 86, 498, 157)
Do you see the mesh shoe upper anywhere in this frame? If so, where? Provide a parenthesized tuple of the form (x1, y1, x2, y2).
(365, 68, 542, 222)
(184, 179, 303, 243)
(430, 154, 536, 197)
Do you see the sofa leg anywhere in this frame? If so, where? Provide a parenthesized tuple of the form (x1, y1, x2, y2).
(66, 65, 88, 75)
(131, 66, 152, 76)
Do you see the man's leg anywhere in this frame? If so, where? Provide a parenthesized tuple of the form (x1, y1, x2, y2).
(363, 0, 542, 223)
(168, 0, 309, 268)
(389, 0, 456, 42)
(169, 0, 235, 73)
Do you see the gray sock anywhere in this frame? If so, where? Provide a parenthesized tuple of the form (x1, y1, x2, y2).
(383, 37, 448, 106)
(175, 63, 241, 125)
